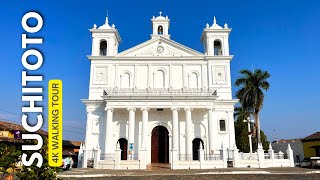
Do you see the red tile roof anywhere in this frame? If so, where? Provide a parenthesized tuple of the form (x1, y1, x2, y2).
(274, 138, 302, 143)
(302, 132, 320, 141)
(0, 121, 48, 136)
(62, 140, 83, 147)
(0, 121, 83, 145)
(0, 137, 24, 143)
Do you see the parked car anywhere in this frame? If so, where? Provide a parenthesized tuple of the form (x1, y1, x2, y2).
(299, 157, 320, 168)
(299, 158, 311, 167)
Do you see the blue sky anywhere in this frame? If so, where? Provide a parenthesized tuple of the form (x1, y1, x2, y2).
(0, 0, 319, 142)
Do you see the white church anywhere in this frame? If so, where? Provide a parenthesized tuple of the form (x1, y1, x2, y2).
(80, 12, 238, 169)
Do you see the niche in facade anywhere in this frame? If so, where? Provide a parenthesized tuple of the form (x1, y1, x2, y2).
(120, 72, 131, 88)
(154, 70, 165, 88)
(188, 72, 199, 89)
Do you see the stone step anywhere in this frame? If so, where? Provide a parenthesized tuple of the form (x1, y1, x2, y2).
(147, 163, 171, 170)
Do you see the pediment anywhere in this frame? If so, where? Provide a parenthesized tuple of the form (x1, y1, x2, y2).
(116, 37, 203, 57)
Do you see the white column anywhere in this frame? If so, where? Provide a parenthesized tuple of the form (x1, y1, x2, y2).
(104, 107, 113, 157)
(171, 108, 179, 150)
(141, 108, 149, 149)
(227, 111, 236, 149)
(128, 107, 136, 157)
(207, 108, 214, 154)
(185, 108, 192, 156)
(84, 108, 93, 147)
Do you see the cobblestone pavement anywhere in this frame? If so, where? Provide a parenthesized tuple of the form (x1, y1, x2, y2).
(58, 167, 320, 180)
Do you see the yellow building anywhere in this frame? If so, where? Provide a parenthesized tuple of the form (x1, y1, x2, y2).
(301, 132, 320, 158)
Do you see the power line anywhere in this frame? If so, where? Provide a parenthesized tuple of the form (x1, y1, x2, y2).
(0, 118, 85, 134)
(0, 108, 86, 130)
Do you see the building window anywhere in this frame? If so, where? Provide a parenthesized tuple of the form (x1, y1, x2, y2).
(214, 40, 222, 56)
(100, 40, 107, 56)
(158, 25, 163, 35)
(219, 120, 226, 131)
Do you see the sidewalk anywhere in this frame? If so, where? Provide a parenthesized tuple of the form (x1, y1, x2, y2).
(58, 167, 320, 179)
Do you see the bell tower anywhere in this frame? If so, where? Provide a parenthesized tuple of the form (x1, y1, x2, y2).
(151, 11, 170, 39)
(90, 17, 121, 56)
(201, 17, 231, 56)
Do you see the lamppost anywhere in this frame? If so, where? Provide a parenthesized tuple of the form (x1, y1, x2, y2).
(243, 117, 254, 154)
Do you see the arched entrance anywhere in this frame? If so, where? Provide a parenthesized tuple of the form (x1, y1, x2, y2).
(118, 138, 128, 160)
(192, 138, 204, 160)
(151, 126, 169, 163)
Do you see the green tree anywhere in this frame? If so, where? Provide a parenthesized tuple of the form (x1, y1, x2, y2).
(234, 116, 270, 152)
(0, 143, 21, 180)
(17, 136, 61, 180)
(235, 69, 270, 143)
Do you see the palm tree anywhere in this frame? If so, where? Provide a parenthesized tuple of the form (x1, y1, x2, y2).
(234, 106, 250, 122)
(235, 69, 270, 143)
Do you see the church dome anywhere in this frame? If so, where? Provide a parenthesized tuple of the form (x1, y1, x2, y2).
(98, 17, 115, 29)
(152, 11, 168, 20)
(206, 17, 223, 29)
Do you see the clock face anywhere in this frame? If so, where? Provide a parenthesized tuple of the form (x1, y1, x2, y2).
(157, 45, 164, 53)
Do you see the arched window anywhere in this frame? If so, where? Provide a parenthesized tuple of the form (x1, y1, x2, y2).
(192, 138, 204, 160)
(188, 72, 199, 88)
(214, 40, 222, 56)
(100, 40, 107, 56)
(219, 120, 226, 131)
(120, 72, 131, 88)
(117, 138, 128, 160)
(154, 70, 165, 88)
(158, 25, 163, 35)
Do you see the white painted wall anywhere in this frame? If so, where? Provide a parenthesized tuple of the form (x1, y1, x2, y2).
(82, 15, 237, 167)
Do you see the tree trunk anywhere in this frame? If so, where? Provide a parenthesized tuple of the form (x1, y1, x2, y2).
(254, 112, 261, 144)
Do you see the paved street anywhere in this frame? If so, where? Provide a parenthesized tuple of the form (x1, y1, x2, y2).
(58, 167, 320, 180)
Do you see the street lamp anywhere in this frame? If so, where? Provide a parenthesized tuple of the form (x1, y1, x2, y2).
(243, 117, 254, 154)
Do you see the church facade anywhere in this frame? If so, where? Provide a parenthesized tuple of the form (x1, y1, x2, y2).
(81, 13, 237, 169)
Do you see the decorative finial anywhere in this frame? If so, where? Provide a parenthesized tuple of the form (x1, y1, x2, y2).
(105, 17, 109, 25)
(152, 15, 155, 19)
(224, 23, 228, 29)
(159, 11, 163, 16)
(93, 24, 97, 29)
(213, 16, 217, 25)
(206, 23, 209, 28)
(269, 143, 272, 150)
(112, 24, 115, 28)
